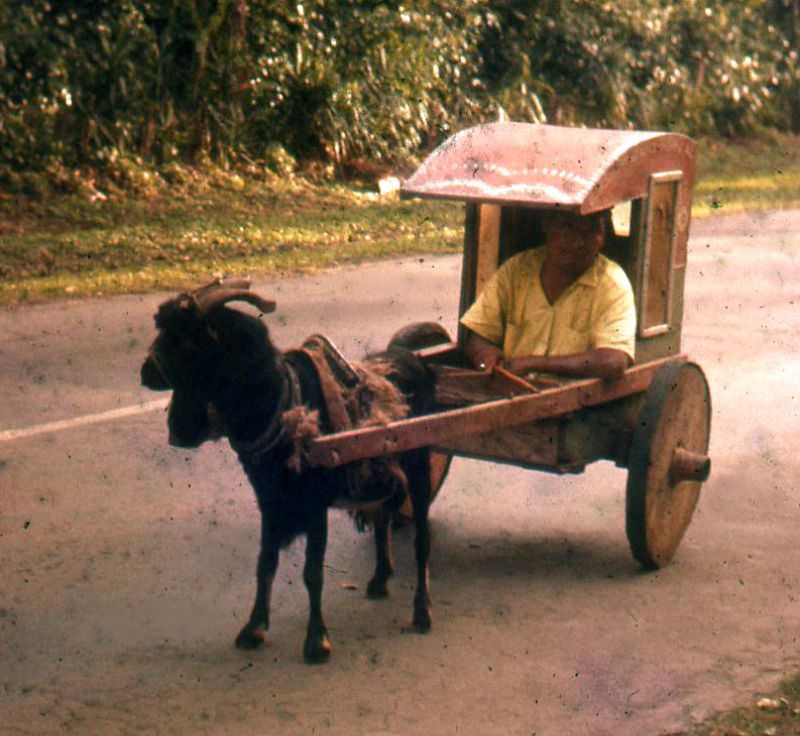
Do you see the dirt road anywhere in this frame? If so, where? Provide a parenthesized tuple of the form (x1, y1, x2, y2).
(2, 209, 799, 735)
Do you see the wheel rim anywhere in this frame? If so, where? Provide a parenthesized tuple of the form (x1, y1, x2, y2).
(626, 361, 711, 568)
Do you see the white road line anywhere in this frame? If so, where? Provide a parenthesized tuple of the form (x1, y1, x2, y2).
(0, 399, 170, 443)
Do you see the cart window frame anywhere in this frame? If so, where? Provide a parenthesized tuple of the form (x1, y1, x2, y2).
(638, 170, 682, 338)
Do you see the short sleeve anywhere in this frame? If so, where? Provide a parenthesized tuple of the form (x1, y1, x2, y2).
(591, 264, 636, 361)
(459, 260, 514, 346)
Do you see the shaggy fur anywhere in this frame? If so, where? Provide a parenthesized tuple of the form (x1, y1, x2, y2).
(281, 358, 410, 474)
(141, 292, 438, 663)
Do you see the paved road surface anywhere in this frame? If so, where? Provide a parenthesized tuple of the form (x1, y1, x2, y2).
(2, 209, 799, 735)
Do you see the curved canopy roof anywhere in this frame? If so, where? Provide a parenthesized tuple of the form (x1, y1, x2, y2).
(401, 122, 695, 214)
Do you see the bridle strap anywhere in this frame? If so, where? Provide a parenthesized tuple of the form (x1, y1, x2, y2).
(230, 359, 301, 463)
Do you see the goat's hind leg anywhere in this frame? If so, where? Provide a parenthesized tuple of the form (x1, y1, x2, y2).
(235, 516, 279, 650)
(409, 450, 433, 633)
(366, 508, 393, 599)
(302, 509, 332, 664)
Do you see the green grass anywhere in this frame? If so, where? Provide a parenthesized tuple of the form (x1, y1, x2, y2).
(675, 673, 800, 735)
(0, 173, 463, 303)
(693, 133, 800, 216)
(1, 134, 799, 305)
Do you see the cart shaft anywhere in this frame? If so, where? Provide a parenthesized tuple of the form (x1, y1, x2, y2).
(308, 355, 686, 468)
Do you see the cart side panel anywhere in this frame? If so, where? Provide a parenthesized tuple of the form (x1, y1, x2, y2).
(558, 394, 645, 468)
(457, 202, 502, 348)
(435, 419, 560, 468)
(437, 398, 636, 473)
(477, 204, 502, 292)
(457, 203, 479, 346)
(634, 266, 685, 363)
(629, 168, 690, 362)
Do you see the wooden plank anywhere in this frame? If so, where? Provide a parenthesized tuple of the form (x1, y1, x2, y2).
(432, 364, 534, 406)
(475, 203, 502, 296)
(308, 356, 685, 468)
(457, 204, 480, 348)
(639, 171, 680, 337)
(413, 342, 460, 363)
(437, 420, 560, 467)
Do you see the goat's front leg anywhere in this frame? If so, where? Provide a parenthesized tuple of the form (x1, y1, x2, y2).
(235, 515, 279, 650)
(410, 450, 433, 632)
(302, 508, 331, 663)
(366, 508, 393, 598)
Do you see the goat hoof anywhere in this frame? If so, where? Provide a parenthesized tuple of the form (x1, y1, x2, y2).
(303, 633, 332, 664)
(235, 626, 266, 650)
(366, 578, 390, 599)
(412, 608, 432, 633)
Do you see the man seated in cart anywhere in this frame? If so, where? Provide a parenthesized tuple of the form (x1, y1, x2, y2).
(461, 208, 636, 382)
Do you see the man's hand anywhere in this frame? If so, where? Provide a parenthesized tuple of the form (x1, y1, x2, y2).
(465, 332, 503, 372)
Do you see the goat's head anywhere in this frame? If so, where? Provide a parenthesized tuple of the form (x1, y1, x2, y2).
(141, 278, 278, 448)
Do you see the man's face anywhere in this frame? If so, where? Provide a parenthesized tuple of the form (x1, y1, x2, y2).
(542, 211, 605, 275)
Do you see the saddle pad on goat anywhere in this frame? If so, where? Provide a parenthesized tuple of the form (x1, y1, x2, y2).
(283, 335, 410, 504)
(292, 334, 409, 433)
(296, 334, 359, 432)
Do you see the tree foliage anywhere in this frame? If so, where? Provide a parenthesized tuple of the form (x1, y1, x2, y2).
(1, 0, 798, 178)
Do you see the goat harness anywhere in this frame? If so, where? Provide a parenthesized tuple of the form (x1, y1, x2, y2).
(229, 360, 301, 462)
(281, 334, 410, 506)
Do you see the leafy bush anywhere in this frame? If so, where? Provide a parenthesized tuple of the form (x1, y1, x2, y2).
(479, 0, 795, 136)
(0, 1, 159, 169)
(1, 0, 798, 185)
(242, 1, 489, 165)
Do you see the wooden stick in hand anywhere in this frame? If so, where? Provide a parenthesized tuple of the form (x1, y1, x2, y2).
(492, 365, 538, 393)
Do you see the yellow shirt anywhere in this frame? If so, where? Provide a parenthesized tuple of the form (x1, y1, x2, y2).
(460, 248, 636, 362)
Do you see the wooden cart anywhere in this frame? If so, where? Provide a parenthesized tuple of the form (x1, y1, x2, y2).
(312, 122, 711, 569)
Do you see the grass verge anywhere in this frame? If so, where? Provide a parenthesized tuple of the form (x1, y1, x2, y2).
(1, 133, 799, 306)
(673, 673, 800, 735)
(0, 175, 463, 304)
(693, 133, 800, 217)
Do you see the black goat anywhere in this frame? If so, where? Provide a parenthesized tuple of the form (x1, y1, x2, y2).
(141, 279, 441, 663)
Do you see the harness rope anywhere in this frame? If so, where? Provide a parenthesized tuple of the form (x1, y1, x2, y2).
(230, 360, 301, 464)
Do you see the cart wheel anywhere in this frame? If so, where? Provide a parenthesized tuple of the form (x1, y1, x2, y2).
(625, 361, 711, 569)
(394, 448, 453, 524)
(387, 322, 454, 521)
(387, 321, 453, 352)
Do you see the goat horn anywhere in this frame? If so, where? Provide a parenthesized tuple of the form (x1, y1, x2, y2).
(192, 278, 277, 315)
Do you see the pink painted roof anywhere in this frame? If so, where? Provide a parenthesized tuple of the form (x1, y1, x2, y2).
(401, 122, 695, 213)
